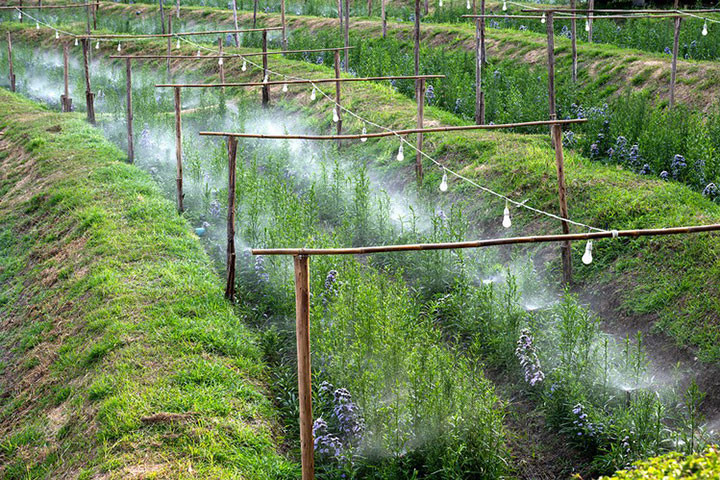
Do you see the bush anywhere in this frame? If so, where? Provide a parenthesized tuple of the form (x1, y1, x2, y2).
(598, 446, 720, 480)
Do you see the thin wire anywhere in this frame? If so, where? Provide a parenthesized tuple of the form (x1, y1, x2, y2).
(178, 34, 606, 232)
(12, 7, 607, 233)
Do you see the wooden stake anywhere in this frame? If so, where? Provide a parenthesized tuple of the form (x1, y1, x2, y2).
(159, 0, 166, 34)
(474, 19, 484, 124)
(551, 121, 572, 285)
(262, 30, 269, 106)
(344, 0, 350, 72)
(570, 0, 577, 82)
(381, 0, 386, 38)
(174, 86, 184, 213)
(252, 0, 258, 28)
(18, 0, 23, 22)
(218, 37, 225, 85)
(293, 254, 315, 480)
(416, 77, 425, 183)
(424, 0, 429, 15)
(232, 0, 240, 46)
(176, 0, 180, 18)
(225, 136, 238, 301)
(546, 12, 556, 118)
(368, 0, 373, 16)
(480, 0, 486, 62)
(61, 43, 72, 112)
(82, 39, 95, 124)
(85, 1, 91, 34)
(93, 2, 98, 29)
(334, 51, 342, 148)
(670, 12, 681, 108)
(166, 14, 172, 79)
(414, 0, 420, 77)
(338, 0, 344, 40)
(7, 33, 16, 93)
(281, 0, 287, 50)
(587, 0, 594, 42)
(126, 58, 134, 163)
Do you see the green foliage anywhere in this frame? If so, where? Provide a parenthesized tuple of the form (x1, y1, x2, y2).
(598, 446, 720, 480)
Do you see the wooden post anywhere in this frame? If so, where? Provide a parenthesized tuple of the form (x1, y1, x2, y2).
(416, 77, 425, 183)
(343, 0, 350, 72)
(18, 0, 23, 23)
(92, 2, 98, 30)
(281, 0, 287, 50)
(334, 51, 342, 148)
(414, 0, 420, 77)
(225, 136, 238, 301)
(174, 86, 184, 213)
(252, 0, 258, 28)
(474, 19, 484, 124)
(368, 0, 373, 16)
(546, 12, 556, 119)
(82, 39, 95, 124)
(232, 0, 240, 47)
(546, 12, 572, 284)
(7, 33, 16, 93)
(293, 254, 315, 480)
(670, 14, 681, 108)
(61, 43, 72, 112)
(218, 37, 225, 85)
(551, 121, 572, 285)
(176, 0, 180, 18)
(125, 58, 134, 163)
(424, 0, 429, 15)
(338, 0, 344, 39)
(166, 14, 172, 79)
(159, 0, 166, 34)
(381, 0, 386, 38)
(570, 0, 577, 82)
(480, 0, 486, 62)
(85, 2, 91, 34)
(262, 30, 269, 106)
(587, 0, 594, 42)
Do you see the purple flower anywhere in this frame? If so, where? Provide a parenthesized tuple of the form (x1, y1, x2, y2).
(703, 183, 719, 199)
(515, 330, 544, 386)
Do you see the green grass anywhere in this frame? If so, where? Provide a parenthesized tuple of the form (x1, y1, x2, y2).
(0, 91, 297, 478)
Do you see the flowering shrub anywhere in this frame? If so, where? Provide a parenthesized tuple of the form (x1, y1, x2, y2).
(313, 381, 364, 466)
(515, 329, 544, 386)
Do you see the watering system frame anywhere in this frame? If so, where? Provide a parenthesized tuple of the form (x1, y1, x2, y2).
(244, 222, 720, 480)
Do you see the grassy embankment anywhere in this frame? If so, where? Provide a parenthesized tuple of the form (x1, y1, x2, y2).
(0, 91, 297, 478)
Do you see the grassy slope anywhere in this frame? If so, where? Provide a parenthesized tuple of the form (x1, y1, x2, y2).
(0, 91, 297, 479)
(95, 0, 720, 111)
(5, 19, 720, 363)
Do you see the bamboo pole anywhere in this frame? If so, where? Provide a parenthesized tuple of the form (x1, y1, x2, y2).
(198, 118, 587, 139)
(82, 39, 95, 124)
(92, 1, 97, 29)
(176, 0, 180, 18)
(281, 0, 287, 50)
(424, 0, 428, 15)
(546, 12, 556, 119)
(551, 121, 572, 284)
(251, 223, 720, 256)
(344, 0, 350, 72)
(166, 14, 172, 79)
(369, 0, 373, 16)
(416, 77, 425, 183)
(534, 7, 720, 13)
(0, 2, 99, 9)
(159, 0, 166, 34)
(261, 29, 269, 106)
(480, 0, 486, 62)
(7, 32, 15, 93)
(85, 1, 91, 35)
(218, 37, 225, 85)
(474, 19, 484, 124)
(587, 0, 593, 42)
(225, 136, 238, 300)
(465, 13, 683, 19)
(18, 0, 22, 22)
(111, 47, 354, 60)
(670, 4, 681, 108)
(61, 43, 72, 112)
(125, 58, 134, 163)
(156, 74, 444, 88)
(252, 0, 258, 28)
(232, 0, 240, 47)
(381, 0, 386, 38)
(338, 0, 344, 43)
(174, 86, 184, 213)
(78, 27, 282, 39)
(334, 50, 342, 148)
(570, 0, 577, 82)
(414, 0, 420, 77)
(293, 254, 314, 480)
